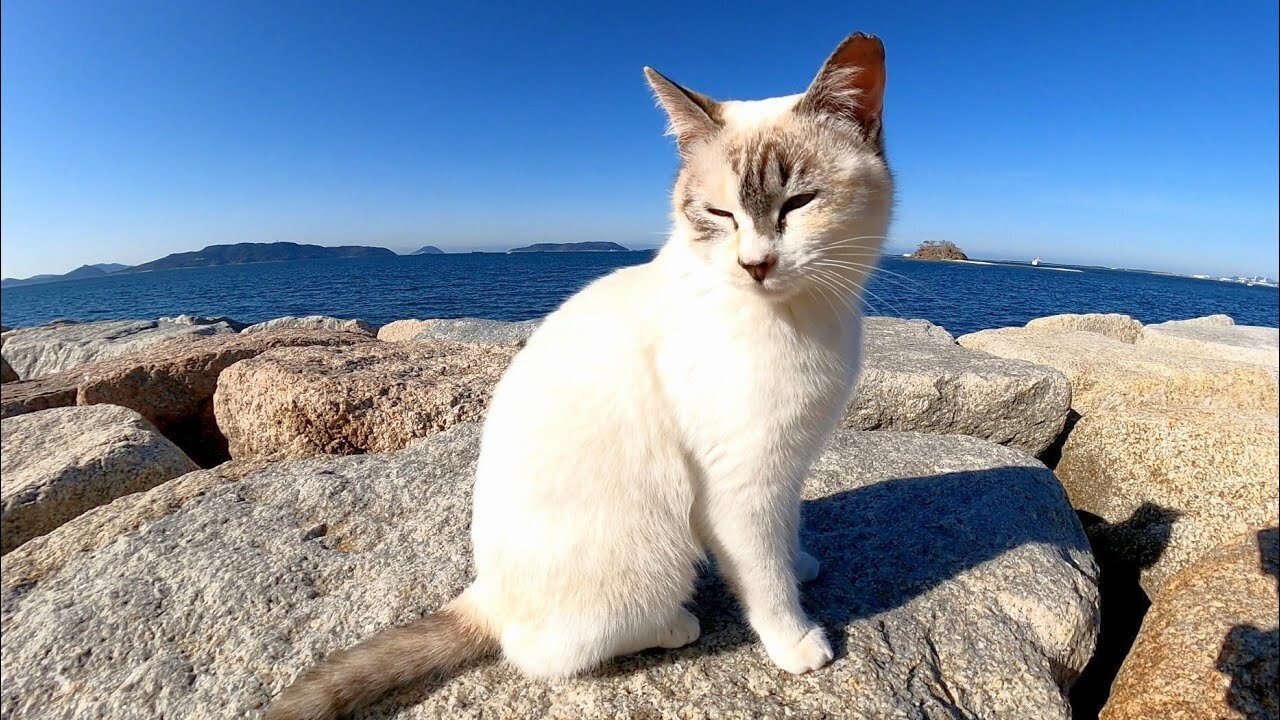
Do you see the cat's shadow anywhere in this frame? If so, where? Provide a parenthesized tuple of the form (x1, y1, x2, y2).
(364, 464, 1095, 716)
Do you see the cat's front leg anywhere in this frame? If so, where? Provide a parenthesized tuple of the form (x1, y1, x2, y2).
(703, 481, 833, 674)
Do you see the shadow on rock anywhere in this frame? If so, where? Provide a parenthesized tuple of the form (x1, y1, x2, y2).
(1070, 503, 1182, 719)
(1215, 527, 1278, 720)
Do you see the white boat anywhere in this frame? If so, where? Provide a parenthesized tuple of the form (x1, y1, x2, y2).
(1031, 257, 1041, 266)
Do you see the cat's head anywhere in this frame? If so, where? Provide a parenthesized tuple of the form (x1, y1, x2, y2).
(647, 33, 893, 300)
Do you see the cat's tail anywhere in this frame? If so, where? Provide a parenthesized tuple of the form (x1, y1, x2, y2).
(265, 590, 497, 720)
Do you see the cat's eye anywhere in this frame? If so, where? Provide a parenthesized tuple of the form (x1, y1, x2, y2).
(779, 192, 817, 218)
(706, 207, 735, 220)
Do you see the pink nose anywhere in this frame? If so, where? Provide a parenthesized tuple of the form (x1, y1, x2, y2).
(738, 255, 778, 283)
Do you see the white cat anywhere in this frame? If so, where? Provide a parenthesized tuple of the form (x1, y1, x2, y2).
(268, 32, 892, 720)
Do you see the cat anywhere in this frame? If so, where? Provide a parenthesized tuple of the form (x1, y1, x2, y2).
(267, 31, 892, 720)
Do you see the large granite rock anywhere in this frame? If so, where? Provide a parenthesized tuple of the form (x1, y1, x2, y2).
(0, 319, 238, 380)
(1057, 407, 1279, 595)
(1138, 319, 1279, 369)
(957, 325, 1278, 416)
(1025, 313, 1144, 343)
(1, 405, 198, 554)
(241, 315, 376, 337)
(0, 427, 1098, 719)
(1101, 527, 1278, 720)
(409, 318, 541, 347)
(214, 341, 518, 460)
(159, 314, 249, 332)
(0, 330, 375, 466)
(846, 318, 1071, 455)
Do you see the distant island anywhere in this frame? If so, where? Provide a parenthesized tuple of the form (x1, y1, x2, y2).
(117, 242, 396, 273)
(508, 242, 630, 253)
(412, 246, 445, 255)
(2, 263, 131, 288)
(911, 240, 969, 261)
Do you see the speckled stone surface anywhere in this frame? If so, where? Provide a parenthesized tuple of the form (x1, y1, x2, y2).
(0, 426, 1097, 719)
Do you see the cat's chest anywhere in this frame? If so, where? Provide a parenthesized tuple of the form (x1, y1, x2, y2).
(656, 308, 859, 434)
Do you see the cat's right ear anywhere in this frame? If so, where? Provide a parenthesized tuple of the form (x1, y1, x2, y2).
(644, 67, 723, 156)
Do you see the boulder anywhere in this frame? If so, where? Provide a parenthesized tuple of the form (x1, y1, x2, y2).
(1024, 313, 1144, 343)
(957, 327, 1278, 416)
(214, 341, 518, 460)
(0, 330, 375, 466)
(409, 318, 541, 347)
(0, 427, 1099, 719)
(1057, 407, 1279, 595)
(1, 356, 16, 384)
(241, 315, 376, 337)
(376, 319, 437, 342)
(1101, 527, 1278, 720)
(1, 405, 198, 554)
(159, 314, 249, 332)
(0, 318, 238, 380)
(846, 318, 1071, 455)
(1138, 319, 1279, 369)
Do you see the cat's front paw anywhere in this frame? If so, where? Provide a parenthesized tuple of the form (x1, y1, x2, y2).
(765, 626, 834, 674)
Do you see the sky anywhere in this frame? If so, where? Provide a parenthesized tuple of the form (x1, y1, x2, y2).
(2, 1, 1277, 279)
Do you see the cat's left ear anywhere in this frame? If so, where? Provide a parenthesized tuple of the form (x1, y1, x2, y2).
(644, 67, 723, 157)
(798, 33, 886, 147)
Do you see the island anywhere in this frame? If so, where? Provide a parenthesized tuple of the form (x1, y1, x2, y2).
(2, 264, 131, 289)
(117, 242, 396, 273)
(411, 246, 445, 255)
(911, 241, 969, 261)
(507, 242, 630, 253)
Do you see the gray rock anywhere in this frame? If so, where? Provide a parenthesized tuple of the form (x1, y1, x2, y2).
(0, 427, 1097, 719)
(159, 314, 249, 332)
(846, 317, 1072, 455)
(0, 319, 237, 380)
(1138, 319, 1279, 369)
(410, 318, 541, 347)
(1024, 313, 1144, 343)
(0, 405, 198, 554)
(241, 316, 376, 337)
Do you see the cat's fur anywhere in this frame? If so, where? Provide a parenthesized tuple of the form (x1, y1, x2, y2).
(267, 32, 892, 720)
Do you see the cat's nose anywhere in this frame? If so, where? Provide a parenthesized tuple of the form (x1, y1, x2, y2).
(738, 255, 778, 283)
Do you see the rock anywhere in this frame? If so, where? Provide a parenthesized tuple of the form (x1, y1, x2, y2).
(1, 405, 198, 554)
(214, 341, 518, 460)
(1024, 313, 1144, 343)
(241, 315, 376, 337)
(159, 314, 249, 332)
(409, 318, 541, 347)
(376, 319, 437, 342)
(1100, 527, 1278, 720)
(1152, 314, 1236, 328)
(911, 241, 968, 260)
(1057, 407, 1279, 595)
(0, 318, 238, 380)
(845, 318, 1071, 455)
(1138, 319, 1279, 369)
(957, 327, 1278, 415)
(0, 330, 374, 466)
(0, 427, 1098, 719)
(0, 356, 16, 384)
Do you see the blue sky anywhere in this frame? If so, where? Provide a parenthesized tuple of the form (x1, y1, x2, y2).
(2, 1, 1277, 279)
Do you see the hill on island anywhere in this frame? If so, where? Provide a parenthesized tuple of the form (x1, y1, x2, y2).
(118, 242, 395, 273)
(508, 242, 629, 253)
(1, 263, 132, 288)
(911, 241, 969, 261)
(412, 246, 445, 255)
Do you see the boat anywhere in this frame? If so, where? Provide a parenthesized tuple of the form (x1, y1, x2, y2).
(1031, 257, 1041, 266)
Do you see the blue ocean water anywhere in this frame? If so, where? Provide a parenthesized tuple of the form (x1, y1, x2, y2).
(1, 252, 1276, 337)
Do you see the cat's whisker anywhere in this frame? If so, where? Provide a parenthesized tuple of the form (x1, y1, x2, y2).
(814, 266, 906, 319)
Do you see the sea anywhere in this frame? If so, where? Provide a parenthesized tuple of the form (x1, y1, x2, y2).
(1, 252, 1276, 338)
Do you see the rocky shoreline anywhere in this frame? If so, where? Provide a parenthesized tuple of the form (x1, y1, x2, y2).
(1, 312, 1276, 719)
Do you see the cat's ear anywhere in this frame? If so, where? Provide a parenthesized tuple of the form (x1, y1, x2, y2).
(798, 33, 886, 144)
(644, 67, 723, 156)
